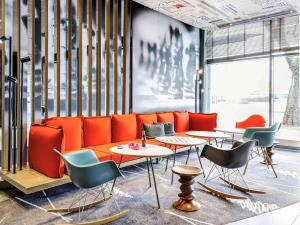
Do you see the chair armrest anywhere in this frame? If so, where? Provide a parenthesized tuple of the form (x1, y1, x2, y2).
(251, 131, 276, 147)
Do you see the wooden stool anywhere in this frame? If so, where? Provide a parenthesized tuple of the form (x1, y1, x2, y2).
(172, 165, 203, 212)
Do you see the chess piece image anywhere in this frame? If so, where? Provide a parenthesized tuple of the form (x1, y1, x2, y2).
(157, 37, 171, 94)
(168, 27, 183, 99)
(183, 43, 196, 99)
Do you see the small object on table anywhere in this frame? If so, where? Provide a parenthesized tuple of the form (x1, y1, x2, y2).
(172, 165, 203, 212)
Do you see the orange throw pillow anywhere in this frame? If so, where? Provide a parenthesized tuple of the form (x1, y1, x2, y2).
(136, 113, 157, 138)
(83, 116, 111, 147)
(189, 113, 217, 131)
(157, 112, 174, 123)
(28, 124, 65, 178)
(174, 112, 189, 132)
(43, 116, 83, 152)
(111, 114, 137, 142)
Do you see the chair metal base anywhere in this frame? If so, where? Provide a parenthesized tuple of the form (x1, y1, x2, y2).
(56, 209, 129, 225)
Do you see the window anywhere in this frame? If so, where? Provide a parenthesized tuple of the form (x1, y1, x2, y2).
(208, 58, 269, 128)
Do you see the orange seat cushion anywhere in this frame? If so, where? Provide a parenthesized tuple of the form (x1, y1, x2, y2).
(111, 114, 137, 142)
(43, 117, 83, 152)
(83, 116, 111, 147)
(157, 112, 174, 123)
(28, 124, 65, 178)
(174, 112, 189, 132)
(87, 149, 112, 162)
(136, 113, 157, 138)
(189, 113, 217, 131)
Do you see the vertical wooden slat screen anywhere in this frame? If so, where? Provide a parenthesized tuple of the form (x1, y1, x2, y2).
(55, 0, 61, 116)
(113, 0, 118, 114)
(31, 0, 35, 122)
(122, 0, 128, 114)
(67, 0, 72, 116)
(105, 0, 110, 116)
(87, 0, 92, 116)
(77, 0, 82, 116)
(44, 0, 49, 118)
(96, 0, 102, 116)
(1, 0, 7, 169)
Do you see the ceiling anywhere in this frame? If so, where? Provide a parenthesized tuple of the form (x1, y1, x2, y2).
(133, 0, 300, 30)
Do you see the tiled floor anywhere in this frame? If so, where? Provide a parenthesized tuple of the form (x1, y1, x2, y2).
(226, 202, 300, 225)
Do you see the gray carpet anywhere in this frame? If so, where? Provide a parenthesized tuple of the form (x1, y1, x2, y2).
(0, 147, 300, 225)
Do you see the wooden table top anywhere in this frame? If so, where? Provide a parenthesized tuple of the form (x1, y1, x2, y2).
(172, 165, 203, 176)
(155, 136, 206, 146)
(110, 144, 173, 157)
(214, 127, 245, 134)
(185, 131, 230, 139)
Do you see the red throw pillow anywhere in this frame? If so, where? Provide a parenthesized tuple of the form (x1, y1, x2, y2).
(28, 124, 65, 178)
(156, 112, 174, 123)
(174, 112, 189, 132)
(43, 116, 83, 152)
(136, 113, 158, 138)
(189, 113, 217, 131)
(111, 113, 137, 142)
(83, 116, 111, 147)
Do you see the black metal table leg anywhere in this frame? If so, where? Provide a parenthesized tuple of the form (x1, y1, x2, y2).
(221, 138, 224, 148)
(232, 134, 235, 145)
(196, 146, 205, 178)
(171, 146, 177, 184)
(146, 157, 152, 187)
(149, 157, 160, 209)
(110, 155, 123, 194)
(185, 147, 191, 165)
(164, 156, 169, 172)
(215, 138, 218, 147)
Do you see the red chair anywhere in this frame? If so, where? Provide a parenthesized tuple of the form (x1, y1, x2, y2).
(236, 115, 266, 128)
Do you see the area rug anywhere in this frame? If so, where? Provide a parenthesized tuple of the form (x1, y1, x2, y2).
(0, 147, 299, 225)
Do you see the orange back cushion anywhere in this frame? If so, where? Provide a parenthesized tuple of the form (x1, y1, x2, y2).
(83, 116, 111, 147)
(136, 113, 157, 138)
(189, 113, 217, 131)
(111, 114, 137, 142)
(174, 112, 189, 132)
(157, 112, 174, 123)
(28, 124, 65, 178)
(43, 117, 83, 152)
(236, 114, 266, 128)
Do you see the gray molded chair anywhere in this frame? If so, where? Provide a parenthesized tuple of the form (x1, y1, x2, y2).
(242, 126, 279, 177)
(50, 149, 129, 224)
(242, 122, 281, 140)
(198, 140, 265, 199)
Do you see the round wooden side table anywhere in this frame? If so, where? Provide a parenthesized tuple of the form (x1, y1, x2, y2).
(172, 165, 203, 212)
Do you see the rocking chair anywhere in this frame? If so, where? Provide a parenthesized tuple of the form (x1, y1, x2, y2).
(49, 149, 129, 225)
(198, 140, 265, 200)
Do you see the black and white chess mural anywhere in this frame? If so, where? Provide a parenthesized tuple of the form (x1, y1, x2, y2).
(132, 2, 200, 113)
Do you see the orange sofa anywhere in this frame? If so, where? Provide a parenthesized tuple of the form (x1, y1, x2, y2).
(28, 112, 218, 178)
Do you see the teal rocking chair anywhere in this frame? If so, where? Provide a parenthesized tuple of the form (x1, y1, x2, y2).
(242, 123, 281, 178)
(49, 149, 129, 225)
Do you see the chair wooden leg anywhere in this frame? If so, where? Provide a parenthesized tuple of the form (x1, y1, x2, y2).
(263, 149, 278, 178)
(56, 209, 129, 225)
(48, 195, 113, 213)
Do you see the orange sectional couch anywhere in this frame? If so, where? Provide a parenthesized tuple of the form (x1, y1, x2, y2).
(28, 112, 217, 178)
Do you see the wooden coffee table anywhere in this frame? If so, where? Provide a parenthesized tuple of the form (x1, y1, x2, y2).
(155, 136, 206, 184)
(214, 127, 245, 144)
(186, 131, 230, 147)
(110, 144, 173, 209)
(172, 165, 203, 212)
